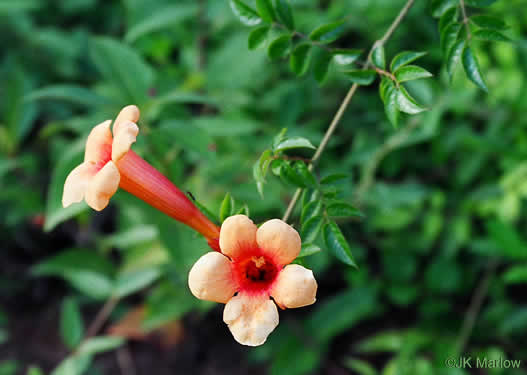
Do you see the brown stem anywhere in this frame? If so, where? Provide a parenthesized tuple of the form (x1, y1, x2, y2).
(374, 67, 398, 84)
(282, 0, 416, 222)
(455, 258, 499, 355)
(84, 297, 120, 340)
(459, 0, 472, 39)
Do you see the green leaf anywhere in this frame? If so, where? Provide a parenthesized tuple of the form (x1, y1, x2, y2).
(312, 49, 332, 83)
(91, 37, 154, 104)
(343, 70, 376, 85)
(32, 249, 115, 299)
(253, 149, 273, 197)
(503, 264, 527, 284)
(248, 26, 270, 50)
(390, 51, 427, 72)
(394, 65, 433, 83)
(2, 61, 36, 147)
(446, 39, 465, 81)
(380, 78, 399, 127)
(27, 366, 45, 375)
(32, 248, 115, 278)
(255, 0, 275, 22)
(356, 331, 404, 353)
(487, 220, 527, 260)
(470, 15, 507, 30)
(290, 43, 312, 76)
(440, 22, 461, 54)
(301, 215, 324, 243)
(102, 226, 159, 250)
(279, 161, 305, 187)
(51, 355, 91, 375)
(343, 358, 378, 375)
(25, 85, 109, 108)
(44, 140, 88, 232)
(465, 0, 497, 7)
(272, 127, 288, 150)
(60, 297, 84, 349)
(396, 86, 427, 114)
(306, 288, 377, 342)
(78, 336, 124, 356)
(372, 45, 385, 69)
(301, 200, 323, 225)
(439, 7, 458, 32)
(462, 46, 488, 91)
(125, 4, 198, 43)
(267, 34, 291, 60)
(293, 161, 317, 188)
(66, 271, 114, 300)
(270, 158, 286, 176)
(113, 268, 162, 298)
(298, 243, 322, 258)
(0, 0, 43, 12)
(327, 201, 363, 218)
(229, 0, 262, 26)
(430, 0, 457, 18)
(273, 136, 316, 152)
(473, 29, 510, 42)
(332, 49, 362, 66)
(323, 221, 357, 267)
(320, 173, 349, 185)
(273, 0, 295, 30)
(220, 192, 235, 222)
(236, 204, 250, 216)
(309, 20, 346, 44)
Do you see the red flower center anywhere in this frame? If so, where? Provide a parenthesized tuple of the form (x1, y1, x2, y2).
(233, 252, 279, 295)
(94, 143, 112, 172)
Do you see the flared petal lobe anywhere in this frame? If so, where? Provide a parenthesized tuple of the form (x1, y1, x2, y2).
(84, 120, 113, 164)
(62, 162, 98, 208)
(256, 219, 301, 266)
(112, 121, 139, 162)
(223, 294, 279, 346)
(219, 215, 258, 259)
(271, 264, 317, 309)
(188, 252, 237, 303)
(84, 161, 120, 211)
(113, 105, 140, 134)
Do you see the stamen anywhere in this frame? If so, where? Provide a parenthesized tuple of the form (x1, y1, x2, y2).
(251, 256, 266, 268)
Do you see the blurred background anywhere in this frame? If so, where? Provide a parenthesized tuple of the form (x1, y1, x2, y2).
(1, 0, 527, 374)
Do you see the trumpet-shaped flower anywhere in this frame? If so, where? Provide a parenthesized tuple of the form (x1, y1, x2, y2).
(62, 105, 220, 245)
(188, 215, 317, 346)
(63, 105, 140, 211)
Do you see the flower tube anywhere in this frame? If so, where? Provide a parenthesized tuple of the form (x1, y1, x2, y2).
(188, 215, 318, 346)
(62, 105, 220, 245)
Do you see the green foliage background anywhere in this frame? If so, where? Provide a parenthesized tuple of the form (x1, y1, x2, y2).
(0, 0, 526, 374)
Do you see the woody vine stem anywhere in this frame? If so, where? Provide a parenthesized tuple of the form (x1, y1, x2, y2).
(282, 0, 416, 223)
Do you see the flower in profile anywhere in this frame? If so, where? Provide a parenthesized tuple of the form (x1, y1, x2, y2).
(63, 105, 140, 211)
(62, 105, 220, 245)
(188, 215, 317, 346)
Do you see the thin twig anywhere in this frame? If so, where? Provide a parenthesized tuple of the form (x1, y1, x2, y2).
(459, 0, 472, 39)
(282, 0, 416, 222)
(455, 258, 499, 355)
(84, 297, 120, 341)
